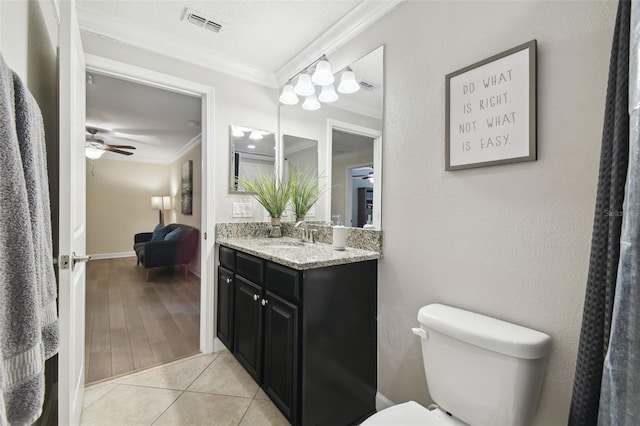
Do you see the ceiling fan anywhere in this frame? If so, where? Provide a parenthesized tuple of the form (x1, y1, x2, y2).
(352, 168, 374, 181)
(85, 127, 136, 158)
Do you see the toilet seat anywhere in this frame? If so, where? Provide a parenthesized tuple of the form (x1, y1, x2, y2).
(361, 401, 468, 426)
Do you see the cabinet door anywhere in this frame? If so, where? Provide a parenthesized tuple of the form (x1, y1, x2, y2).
(217, 266, 234, 351)
(263, 291, 298, 423)
(234, 276, 262, 381)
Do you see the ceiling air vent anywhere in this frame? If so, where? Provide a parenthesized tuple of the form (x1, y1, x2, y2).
(358, 80, 378, 91)
(183, 8, 224, 34)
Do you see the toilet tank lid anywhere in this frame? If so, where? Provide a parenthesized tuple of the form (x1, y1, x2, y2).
(417, 304, 552, 360)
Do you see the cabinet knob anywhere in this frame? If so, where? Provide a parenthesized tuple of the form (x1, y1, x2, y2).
(226, 277, 232, 284)
(253, 294, 260, 301)
(261, 299, 269, 306)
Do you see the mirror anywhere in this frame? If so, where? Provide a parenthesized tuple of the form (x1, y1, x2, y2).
(283, 135, 319, 219)
(229, 125, 276, 192)
(279, 45, 383, 228)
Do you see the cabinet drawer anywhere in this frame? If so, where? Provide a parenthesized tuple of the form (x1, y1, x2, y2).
(236, 252, 264, 283)
(219, 246, 235, 270)
(265, 262, 300, 303)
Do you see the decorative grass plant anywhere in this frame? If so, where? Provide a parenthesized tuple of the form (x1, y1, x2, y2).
(238, 169, 291, 221)
(289, 166, 325, 221)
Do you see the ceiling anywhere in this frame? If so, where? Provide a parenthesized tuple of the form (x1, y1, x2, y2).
(332, 128, 374, 162)
(85, 73, 201, 163)
(78, 1, 400, 164)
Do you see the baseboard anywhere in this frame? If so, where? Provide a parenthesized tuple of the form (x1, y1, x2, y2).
(90, 251, 136, 260)
(189, 266, 201, 278)
(213, 338, 228, 353)
(376, 392, 395, 411)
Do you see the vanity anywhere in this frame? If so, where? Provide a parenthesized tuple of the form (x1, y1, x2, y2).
(216, 237, 379, 425)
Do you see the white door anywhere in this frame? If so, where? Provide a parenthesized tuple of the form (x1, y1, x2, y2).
(58, 1, 87, 424)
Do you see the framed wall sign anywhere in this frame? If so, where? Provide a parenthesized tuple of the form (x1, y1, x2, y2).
(445, 40, 536, 171)
(181, 160, 193, 215)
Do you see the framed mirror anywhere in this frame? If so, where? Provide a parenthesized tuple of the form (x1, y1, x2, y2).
(279, 45, 383, 228)
(229, 124, 276, 192)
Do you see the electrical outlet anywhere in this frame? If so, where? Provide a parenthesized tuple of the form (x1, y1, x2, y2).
(232, 202, 252, 218)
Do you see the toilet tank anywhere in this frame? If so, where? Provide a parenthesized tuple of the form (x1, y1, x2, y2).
(416, 304, 552, 426)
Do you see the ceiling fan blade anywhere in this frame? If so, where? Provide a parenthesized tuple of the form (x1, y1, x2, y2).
(106, 144, 136, 150)
(104, 147, 134, 156)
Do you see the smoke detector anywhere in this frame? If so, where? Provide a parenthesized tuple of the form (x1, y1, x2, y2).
(183, 8, 224, 33)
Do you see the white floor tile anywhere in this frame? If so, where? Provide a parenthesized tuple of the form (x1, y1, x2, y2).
(123, 353, 217, 390)
(187, 353, 259, 398)
(154, 391, 252, 426)
(80, 384, 181, 426)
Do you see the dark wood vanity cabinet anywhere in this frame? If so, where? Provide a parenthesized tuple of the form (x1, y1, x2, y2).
(217, 245, 377, 426)
(217, 266, 235, 351)
(217, 246, 236, 351)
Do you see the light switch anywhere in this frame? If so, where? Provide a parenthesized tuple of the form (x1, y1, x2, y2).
(232, 202, 252, 218)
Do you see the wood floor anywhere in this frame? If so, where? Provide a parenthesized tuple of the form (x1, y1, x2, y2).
(85, 257, 200, 385)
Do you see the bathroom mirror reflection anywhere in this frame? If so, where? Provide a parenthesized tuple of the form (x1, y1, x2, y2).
(283, 135, 319, 218)
(229, 124, 276, 192)
(278, 45, 383, 228)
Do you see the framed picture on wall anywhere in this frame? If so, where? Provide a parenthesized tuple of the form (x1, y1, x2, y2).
(445, 40, 537, 171)
(181, 160, 193, 215)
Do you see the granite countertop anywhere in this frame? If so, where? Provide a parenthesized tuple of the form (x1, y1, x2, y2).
(217, 237, 381, 270)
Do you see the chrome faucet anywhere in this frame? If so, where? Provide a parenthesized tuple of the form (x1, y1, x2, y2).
(295, 220, 316, 243)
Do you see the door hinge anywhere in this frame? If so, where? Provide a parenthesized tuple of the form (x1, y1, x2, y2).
(204, 232, 207, 240)
(59, 255, 70, 270)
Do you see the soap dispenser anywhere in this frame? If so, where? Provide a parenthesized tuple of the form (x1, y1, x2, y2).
(332, 215, 346, 251)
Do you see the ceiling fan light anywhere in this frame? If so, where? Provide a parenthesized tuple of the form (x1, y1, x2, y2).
(294, 74, 315, 97)
(249, 130, 264, 140)
(279, 84, 299, 105)
(338, 68, 360, 94)
(318, 84, 339, 103)
(85, 147, 105, 160)
(311, 60, 334, 86)
(302, 94, 321, 111)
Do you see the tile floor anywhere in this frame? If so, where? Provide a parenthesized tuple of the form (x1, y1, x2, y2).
(80, 351, 290, 426)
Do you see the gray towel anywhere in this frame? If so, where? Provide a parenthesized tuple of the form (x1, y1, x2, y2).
(0, 54, 59, 425)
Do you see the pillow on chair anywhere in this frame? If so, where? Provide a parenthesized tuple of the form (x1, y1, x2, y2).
(151, 224, 172, 241)
(164, 228, 182, 241)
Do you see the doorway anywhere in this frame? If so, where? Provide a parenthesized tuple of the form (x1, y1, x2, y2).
(326, 120, 382, 229)
(83, 55, 216, 383)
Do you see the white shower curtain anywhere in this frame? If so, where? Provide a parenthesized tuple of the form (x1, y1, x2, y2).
(598, 1, 640, 424)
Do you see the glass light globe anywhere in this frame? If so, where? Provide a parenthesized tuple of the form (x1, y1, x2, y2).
(302, 94, 321, 111)
(338, 69, 360, 94)
(294, 74, 315, 96)
(318, 84, 339, 103)
(312, 60, 334, 86)
(85, 147, 105, 159)
(279, 84, 299, 105)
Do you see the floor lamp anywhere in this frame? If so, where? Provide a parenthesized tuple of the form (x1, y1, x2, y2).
(151, 195, 172, 225)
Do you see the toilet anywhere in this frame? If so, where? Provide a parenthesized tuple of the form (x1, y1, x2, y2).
(363, 304, 552, 426)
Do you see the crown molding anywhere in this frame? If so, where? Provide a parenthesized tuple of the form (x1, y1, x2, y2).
(276, 0, 404, 86)
(77, 1, 403, 91)
(77, 7, 278, 88)
(165, 134, 202, 165)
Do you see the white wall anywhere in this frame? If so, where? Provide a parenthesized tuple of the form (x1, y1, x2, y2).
(332, 154, 374, 226)
(1, 0, 59, 254)
(81, 33, 279, 225)
(86, 159, 170, 255)
(168, 143, 202, 274)
(325, 1, 616, 425)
